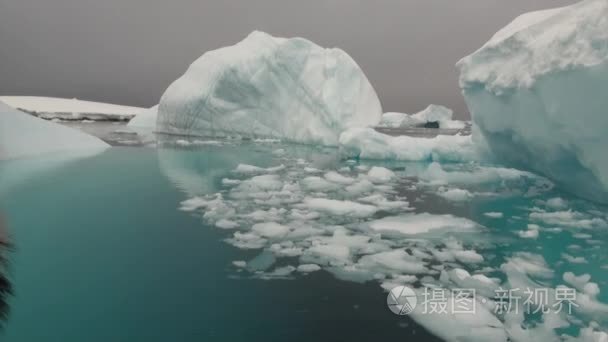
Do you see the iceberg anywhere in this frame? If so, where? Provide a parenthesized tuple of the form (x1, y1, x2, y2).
(0, 101, 109, 160)
(379, 104, 465, 129)
(457, 0, 608, 203)
(156, 31, 382, 146)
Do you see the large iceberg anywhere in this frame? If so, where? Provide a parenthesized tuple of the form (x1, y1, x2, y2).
(0, 101, 109, 160)
(457, 0, 608, 203)
(156, 31, 382, 146)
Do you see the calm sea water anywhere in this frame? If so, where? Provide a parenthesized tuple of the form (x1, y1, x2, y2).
(1, 130, 607, 341)
(0, 146, 442, 341)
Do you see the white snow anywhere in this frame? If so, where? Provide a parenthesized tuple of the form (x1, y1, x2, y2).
(156, 31, 382, 146)
(457, 0, 608, 204)
(339, 127, 476, 162)
(1, 96, 145, 120)
(0, 101, 110, 160)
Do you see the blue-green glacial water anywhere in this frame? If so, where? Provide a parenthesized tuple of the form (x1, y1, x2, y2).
(0, 138, 607, 341)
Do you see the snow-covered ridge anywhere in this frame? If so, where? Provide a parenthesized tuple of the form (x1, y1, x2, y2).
(457, 0, 608, 92)
(157, 31, 382, 146)
(0, 96, 146, 121)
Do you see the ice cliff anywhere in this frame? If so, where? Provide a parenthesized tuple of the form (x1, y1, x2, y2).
(458, 0, 608, 203)
(156, 31, 382, 146)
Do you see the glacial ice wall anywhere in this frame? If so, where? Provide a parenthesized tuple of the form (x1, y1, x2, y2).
(457, 0, 608, 203)
(157, 31, 382, 146)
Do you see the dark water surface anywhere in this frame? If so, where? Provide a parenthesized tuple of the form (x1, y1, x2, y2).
(0, 147, 441, 341)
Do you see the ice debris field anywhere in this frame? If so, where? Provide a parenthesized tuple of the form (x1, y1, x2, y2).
(2, 0, 608, 341)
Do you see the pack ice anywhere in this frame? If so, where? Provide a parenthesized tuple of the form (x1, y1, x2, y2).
(156, 31, 382, 146)
(457, 0, 608, 203)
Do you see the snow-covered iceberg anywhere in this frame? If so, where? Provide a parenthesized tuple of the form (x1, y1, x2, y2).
(0, 101, 109, 160)
(156, 31, 382, 146)
(379, 104, 465, 129)
(457, 0, 608, 203)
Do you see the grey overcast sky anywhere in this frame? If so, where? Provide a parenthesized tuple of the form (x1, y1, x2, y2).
(0, 0, 575, 119)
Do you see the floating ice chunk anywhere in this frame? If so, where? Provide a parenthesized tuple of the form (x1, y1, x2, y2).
(232, 260, 247, 268)
(418, 162, 535, 186)
(323, 171, 356, 185)
(157, 31, 382, 146)
(357, 249, 429, 274)
(447, 268, 498, 297)
(501, 252, 554, 287)
(529, 210, 607, 229)
(562, 253, 589, 264)
(345, 179, 375, 195)
(301, 198, 377, 218)
(232, 175, 284, 195)
(563, 272, 600, 297)
(233, 163, 285, 174)
(339, 127, 475, 162)
(358, 194, 410, 211)
(216, 219, 239, 229)
(296, 264, 322, 273)
(517, 225, 540, 239)
(457, 0, 608, 203)
(303, 244, 352, 266)
(221, 178, 241, 186)
(228, 232, 267, 249)
(452, 250, 484, 264)
(546, 197, 568, 210)
(366, 166, 395, 184)
(367, 213, 479, 236)
(437, 187, 473, 202)
(484, 212, 504, 219)
(300, 176, 338, 192)
(243, 208, 286, 222)
(0, 101, 110, 160)
(408, 288, 508, 342)
(251, 222, 290, 238)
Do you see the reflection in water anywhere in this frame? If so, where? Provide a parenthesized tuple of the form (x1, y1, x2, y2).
(0, 213, 12, 328)
(157, 135, 340, 197)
